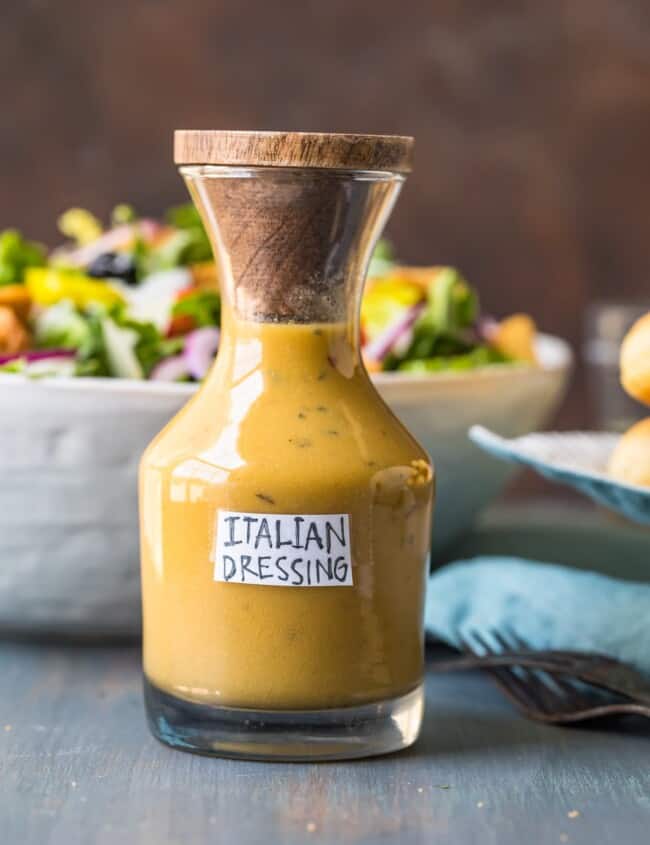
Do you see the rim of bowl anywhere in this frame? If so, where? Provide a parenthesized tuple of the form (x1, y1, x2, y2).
(0, 332, 572, 397)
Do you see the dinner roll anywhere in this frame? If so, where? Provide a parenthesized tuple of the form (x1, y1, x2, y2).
(620, 312, 650, 405)
(608, 417, 650, 487)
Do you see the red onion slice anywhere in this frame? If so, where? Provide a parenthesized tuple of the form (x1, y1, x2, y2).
(363, 302, 426, 363)
(150, 354, 191, 382)
(0, 348, 76, 366)
(183, 327, 220, 380)
(476, 316, 499, 343)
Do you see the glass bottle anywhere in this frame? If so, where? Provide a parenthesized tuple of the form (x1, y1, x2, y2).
(140, 131, 434, 760)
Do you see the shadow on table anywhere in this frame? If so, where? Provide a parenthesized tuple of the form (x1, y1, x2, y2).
(0, 629, 140, 646)
(402, 709, 548, 760)
(399, 703, 650, 764)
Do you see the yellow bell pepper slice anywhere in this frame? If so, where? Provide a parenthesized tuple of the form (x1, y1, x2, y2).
(25, 267, 124, 308)
(58, 208, 103, 246)
(361, 275, 423, 340)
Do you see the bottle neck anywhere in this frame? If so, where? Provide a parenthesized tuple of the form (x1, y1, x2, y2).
(182, 166, 402, 389)
(182, 166, 402, 325)
(213, 307, 362, 386)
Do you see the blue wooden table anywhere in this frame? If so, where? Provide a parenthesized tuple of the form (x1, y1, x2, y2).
(1, 640, 648, 844)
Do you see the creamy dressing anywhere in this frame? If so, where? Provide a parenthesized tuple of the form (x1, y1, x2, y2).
(140, 320, 433, 710)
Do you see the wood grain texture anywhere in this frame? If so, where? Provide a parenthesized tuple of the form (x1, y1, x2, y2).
(1, 642, 649, 844)
(174, 131, 414, 172)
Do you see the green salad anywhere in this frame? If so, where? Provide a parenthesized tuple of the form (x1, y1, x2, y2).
(0, 205, 536, 380)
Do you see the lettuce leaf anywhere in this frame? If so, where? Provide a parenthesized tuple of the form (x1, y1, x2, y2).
(171, 290, 220, 327)
(390, 268, 479, 366)
(397, 345, 510, 373)
(35, 300, 93, 349)
(0, 229, 46, 286)
(34, 299, 181, 379)
(102, 306, 182, 378)
(165, 203, 213, 264)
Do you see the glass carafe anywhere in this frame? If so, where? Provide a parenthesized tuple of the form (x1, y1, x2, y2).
(140, 131, 434, 760)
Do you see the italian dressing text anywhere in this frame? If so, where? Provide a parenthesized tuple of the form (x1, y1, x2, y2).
(214, 511, 353, 586)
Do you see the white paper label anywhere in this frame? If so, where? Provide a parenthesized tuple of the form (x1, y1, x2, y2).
(213, 511, 353, 587)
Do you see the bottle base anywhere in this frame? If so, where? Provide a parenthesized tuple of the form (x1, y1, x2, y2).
(144, 677, 424, 761)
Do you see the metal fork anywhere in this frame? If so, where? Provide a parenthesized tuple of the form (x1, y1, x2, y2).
(445, 629, 650, 723)
(432, 640, 650, 704)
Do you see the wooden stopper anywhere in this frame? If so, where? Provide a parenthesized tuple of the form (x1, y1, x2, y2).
(174, 130, 414, 173)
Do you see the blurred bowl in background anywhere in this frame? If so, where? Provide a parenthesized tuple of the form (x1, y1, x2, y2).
(0, 333, 571, 636)
(378, 333, 571, 556)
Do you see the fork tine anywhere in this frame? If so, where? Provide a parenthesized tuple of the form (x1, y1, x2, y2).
(502, 627, 535, 653)
(491, 628, 564, 712)
(458, 629, 647, 723)
(501, 628, 580, 701)
(465, 629, 545, 714)
(498, 628, 590, 714)
(503, 631, 650, 706)
(488, 629, 561, 714)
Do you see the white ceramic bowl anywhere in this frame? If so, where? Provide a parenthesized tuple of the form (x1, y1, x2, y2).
(0, 333, 571, 635)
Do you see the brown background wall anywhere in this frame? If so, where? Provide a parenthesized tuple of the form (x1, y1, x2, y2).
(3, 0, 650, 427)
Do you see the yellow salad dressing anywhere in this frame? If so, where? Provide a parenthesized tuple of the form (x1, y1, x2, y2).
(140, 320, 434, 709)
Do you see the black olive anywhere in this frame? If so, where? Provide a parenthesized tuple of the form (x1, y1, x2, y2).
(87, 252, 138, 285)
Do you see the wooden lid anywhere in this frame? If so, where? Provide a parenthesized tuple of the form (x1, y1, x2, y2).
(174, 130, 414, 173)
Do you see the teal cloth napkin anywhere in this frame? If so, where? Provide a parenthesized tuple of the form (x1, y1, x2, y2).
(426, 557, 650, 677)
